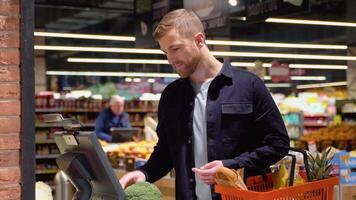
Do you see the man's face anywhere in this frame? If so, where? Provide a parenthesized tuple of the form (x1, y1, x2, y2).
(110, 101, 124, 115)
(158, 28, 201, 78)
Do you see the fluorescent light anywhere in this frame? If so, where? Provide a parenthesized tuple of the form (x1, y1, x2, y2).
(46, 70, 327, 81)
(266, 18, 356, 28)
(289, 64, 347, 70)
(264, 76, 326, 81)
(133, 78, 141, 82)
(229, 0, 238, 6)
(67, 58, 169, 64)
(265, 83, 291, 88)
(46, 71, 179, 78)
(231, 62, 347, 70)
(211, 51, 356, 61)
(68, 59, 348, 70)
(36, 45, 356, 61)
(125, 78, 132, 82)
(35, 45, 163, 54)
(296, 81, 347, 89)
(34, 32, 347, 50)
(290, 76, 326, 81)
(206, 40, 346, 50)
(148, 78, 156, 83)
(34, 32, 135, 41)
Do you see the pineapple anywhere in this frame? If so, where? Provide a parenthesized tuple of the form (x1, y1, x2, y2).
(307, 147, 334, 181)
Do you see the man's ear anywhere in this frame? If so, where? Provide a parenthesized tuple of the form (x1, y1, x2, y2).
(194, 32, 205, 47)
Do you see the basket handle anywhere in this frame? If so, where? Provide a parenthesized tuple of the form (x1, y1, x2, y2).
(289, 147, 312, 182)
(285, 153, 296, 187)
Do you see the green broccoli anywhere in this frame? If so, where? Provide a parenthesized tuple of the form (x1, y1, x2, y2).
(124, 181, 162, 200)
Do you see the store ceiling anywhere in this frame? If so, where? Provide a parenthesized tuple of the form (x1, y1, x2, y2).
(34, 0, 351, 87)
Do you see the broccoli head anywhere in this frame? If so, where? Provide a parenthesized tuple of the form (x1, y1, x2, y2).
(124, 181, 162, 200)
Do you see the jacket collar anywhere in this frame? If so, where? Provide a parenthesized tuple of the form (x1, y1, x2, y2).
(218, 58, 233, 79)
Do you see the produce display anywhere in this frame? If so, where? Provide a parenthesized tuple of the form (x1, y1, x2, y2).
(104, 140, 156, 168)
(124, 181, 162, 200)
(297, 123, 356, 151)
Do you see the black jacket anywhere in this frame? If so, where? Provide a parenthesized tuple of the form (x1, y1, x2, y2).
(137, 61, 290, 200)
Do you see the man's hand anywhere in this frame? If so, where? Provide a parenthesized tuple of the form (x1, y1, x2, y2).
(192, 160, 223, 185)
(119, 170, 146, 189)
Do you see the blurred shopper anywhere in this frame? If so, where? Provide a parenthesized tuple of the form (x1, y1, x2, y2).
(120, 9, 289, 200)
(95, 95, 131, 142)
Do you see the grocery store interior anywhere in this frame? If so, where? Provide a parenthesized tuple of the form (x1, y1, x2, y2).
(33, 0, 356, 199)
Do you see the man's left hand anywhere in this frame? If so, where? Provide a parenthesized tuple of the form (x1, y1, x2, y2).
(192, 160, 223, 185)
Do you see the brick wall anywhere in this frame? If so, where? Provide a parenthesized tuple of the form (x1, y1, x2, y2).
(0, 0, 22, 199)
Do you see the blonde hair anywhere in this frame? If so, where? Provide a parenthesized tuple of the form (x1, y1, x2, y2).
(153, 9, 205, 41)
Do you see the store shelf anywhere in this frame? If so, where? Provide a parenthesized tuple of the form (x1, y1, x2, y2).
(36, 140, 56, 144)
(125, 108, 157, 113)
(35, 122, 95, 128)
(342, 109, 356, 114)
(304, 114, 330, 118)
(36, 169, 58, 174)
(36, 108, 102, 113)
(131, 122, 144, 127)
(36, 154, 60, 159)
(304, 122, 329, 127)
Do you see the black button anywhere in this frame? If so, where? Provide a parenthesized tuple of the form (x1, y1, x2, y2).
(189, 178, 194, 183)
(188, 137, 192, 144)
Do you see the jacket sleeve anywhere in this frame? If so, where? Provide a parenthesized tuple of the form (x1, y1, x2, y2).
(222, 77, 290, 170)
(121, 112, 132, 128)
(136, 91, 173, 183)
(95, 111, 112, 142)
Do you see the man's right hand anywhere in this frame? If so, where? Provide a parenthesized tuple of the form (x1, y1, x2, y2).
(119, 170, 146, 189)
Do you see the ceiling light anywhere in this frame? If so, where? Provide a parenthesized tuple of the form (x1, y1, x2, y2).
(133, 78, 141, 82)
(36, 45, 356, 61)
(67, 58, 169, 64)
(46, 71, 179, 78)
(265, 83, 291, 88)
(264, 76, 326, 81)
(231, 62, 347, 69)
(34, 32, 135, 41)
(69, 59, 347, 70)
(147, 78, 156, 83)
(206, 40, 346, 50)
(266, 18, 356, 27)
(211, 51, 356, 61)
(35, 45, 163, 54)
(296, 81, 347, 89)
(34, 32, 347, 50)
(229, 0, 238, 6)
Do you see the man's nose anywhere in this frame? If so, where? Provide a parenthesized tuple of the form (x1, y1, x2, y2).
(166, 53, 174, 64)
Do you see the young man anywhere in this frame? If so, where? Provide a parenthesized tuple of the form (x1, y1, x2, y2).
(95, 95, 131, 142)
(120, 9, 289, 200)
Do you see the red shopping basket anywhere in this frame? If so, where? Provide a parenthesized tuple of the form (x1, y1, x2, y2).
(215, 148, 339, 200)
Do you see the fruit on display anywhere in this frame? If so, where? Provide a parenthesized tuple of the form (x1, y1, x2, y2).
(301, 123, 356, 141)
(114, 140, 156, 159)
(297, 123, 356, 151)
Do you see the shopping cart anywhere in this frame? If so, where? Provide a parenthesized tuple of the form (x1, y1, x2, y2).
(215, 148, 339, 200)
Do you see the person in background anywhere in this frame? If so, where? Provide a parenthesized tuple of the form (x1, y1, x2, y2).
(120, 9, 289, 200)
(95, 95, 131, 142)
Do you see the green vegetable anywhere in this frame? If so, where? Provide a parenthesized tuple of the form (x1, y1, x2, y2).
(124, 181, 162, 200)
